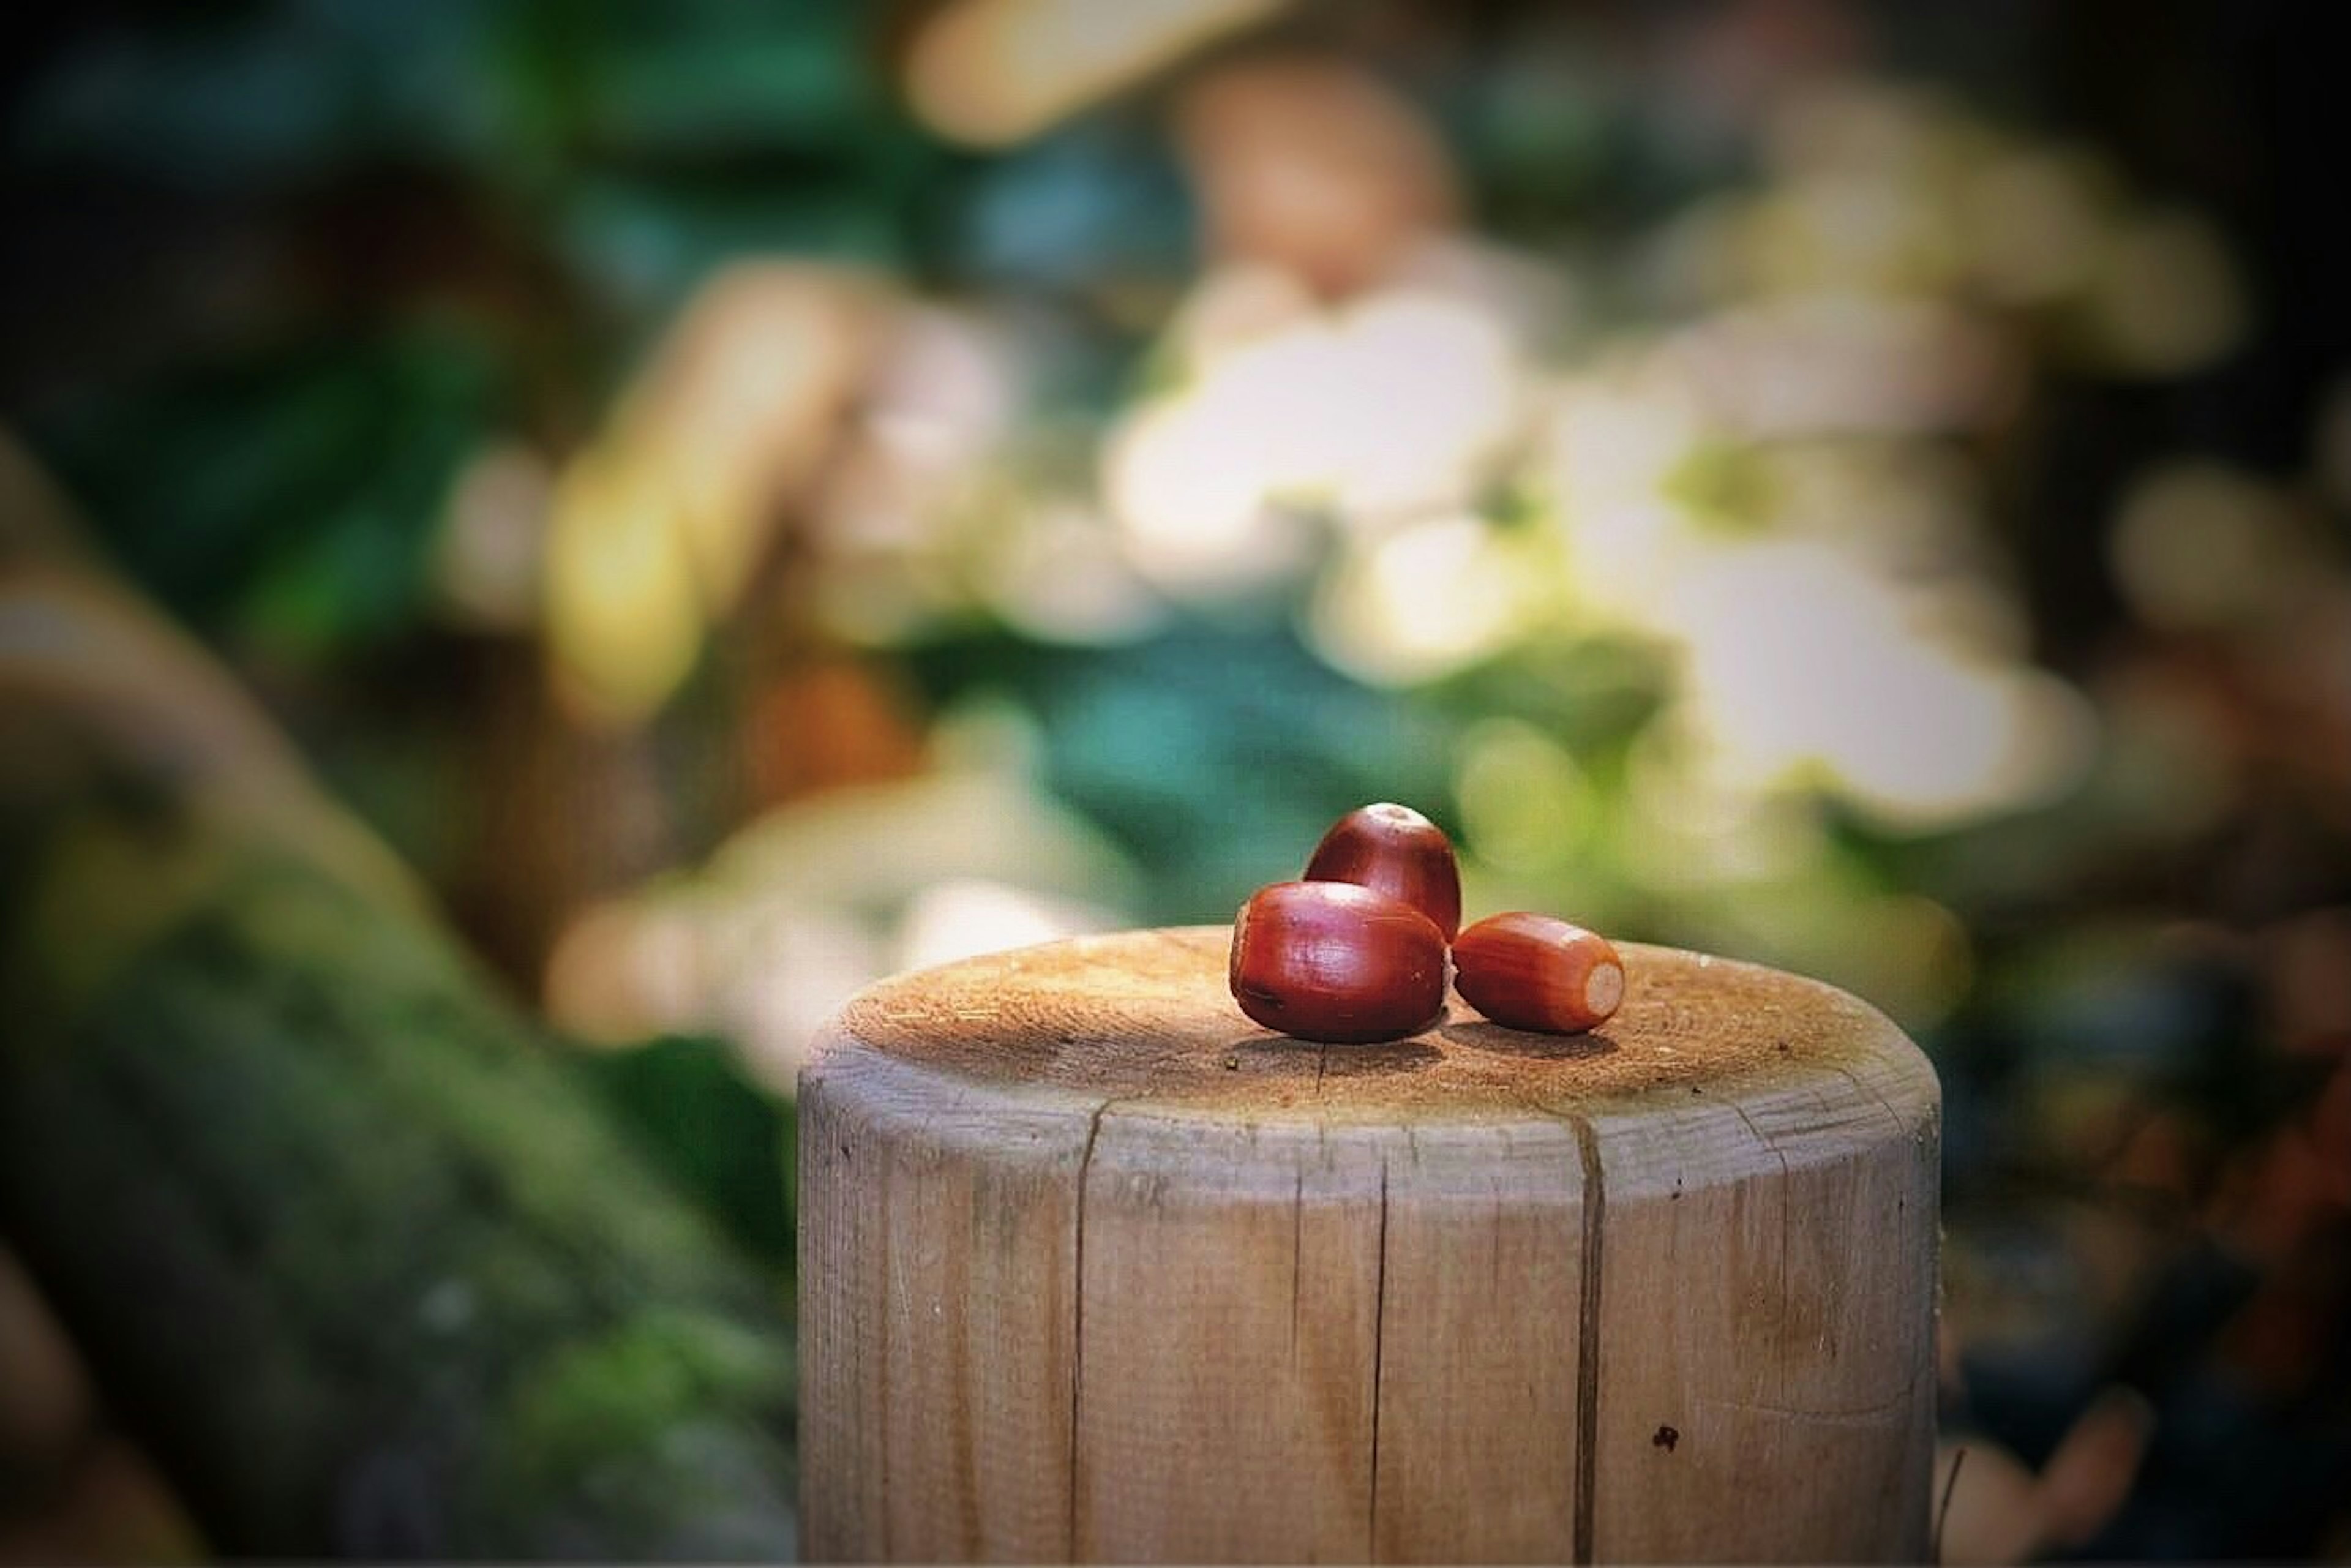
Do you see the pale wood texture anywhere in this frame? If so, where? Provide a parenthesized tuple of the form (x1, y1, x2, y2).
(799, 928, 1939, 1563)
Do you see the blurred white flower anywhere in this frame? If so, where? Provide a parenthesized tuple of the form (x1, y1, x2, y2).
(542, 763, 1139, 1087)
(1668, 294, 2008, 438)
(1106, 285, 1525, 594)
(893, 877, 1120, 972)
(1542, 367, 1711, 509)
(544, 893, 723, 1046)
(1103, 389, 1324, 598)
(823, 305, 1022, 553)
(707, 907, 890, 1092)
(1659, 541, 2097, 829)
(1751, 440, 1994, 586)
(1537, 370, 1716, 617)
(1307, 513, 1547, 686)
(1389, 234, 1579, 351)
(980, 500, 1168, 645)
(1324, 291, 1523, 520)
(1166, 263, 1322, 363)
(1621, 723, 1829, 888)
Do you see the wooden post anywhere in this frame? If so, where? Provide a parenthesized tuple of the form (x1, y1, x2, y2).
(798, 928, 1939, 1563)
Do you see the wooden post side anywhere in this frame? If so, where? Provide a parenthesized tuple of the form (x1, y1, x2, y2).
(798, 1047, 1097, 1561)
(1071, 1114, 1390, 1562)
(1372, 1119, 1588, 1563)
(1581, 1059, 1940, 1562)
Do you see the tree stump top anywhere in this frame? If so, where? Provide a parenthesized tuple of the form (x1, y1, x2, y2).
(828, 925, 1922, 1126)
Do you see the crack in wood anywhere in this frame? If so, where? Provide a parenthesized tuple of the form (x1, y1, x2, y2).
(1289, 1169, 1305, 1368)
(1826, 1063, 1908, 1138)
(1934, 1445, 1967, 1564)
(1510, 1093, 1607, 1563)
(1368, 1159, 1390, 1562)
(1570, 1112, 1604, 1566)
(1067, 1098, 1111, 1561)
(1711, 1090, 1796, 1416)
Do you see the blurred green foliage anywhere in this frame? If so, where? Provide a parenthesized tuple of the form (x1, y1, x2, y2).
(11, 0, 931, 660)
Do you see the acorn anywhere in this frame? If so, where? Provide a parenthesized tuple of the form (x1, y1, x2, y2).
(1228, 880, 1449, 1044)
(1303, 802, 1462, 940)
(1451, 912, 1624, 1035)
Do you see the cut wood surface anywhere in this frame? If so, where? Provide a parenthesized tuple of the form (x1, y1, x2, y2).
(800, 927, 1940, 1564)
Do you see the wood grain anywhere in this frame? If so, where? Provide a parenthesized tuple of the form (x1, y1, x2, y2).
(799, 927, 1939, 1562)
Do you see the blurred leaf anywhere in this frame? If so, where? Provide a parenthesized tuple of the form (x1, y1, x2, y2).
(31, 328, 501, 655)
(576, 1035, 794, 1270)
(961, 127, 1194, 291)
(494, 1304, 794, 1491)
(10, 0, 504, 182)
(1430, 634, 1675, 761)
(909, 624, 1457, 923)
(590, 2, 874, 154)
(557, 174, 903, 310)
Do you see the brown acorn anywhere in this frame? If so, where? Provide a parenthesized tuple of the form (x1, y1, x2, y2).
(1228, 880, 1449, 1044)
(1303, 801, 1462, 940)
(1452, 912, 1624, 1034)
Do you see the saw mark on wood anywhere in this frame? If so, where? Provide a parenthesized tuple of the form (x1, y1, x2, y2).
(1693, 1378, 1921, 1428)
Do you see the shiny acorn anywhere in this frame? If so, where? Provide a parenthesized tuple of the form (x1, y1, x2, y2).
(1303, 801, 1463, 940)
(1452, 912, 1625, 1035)
(1228, 880, 1449, 1044)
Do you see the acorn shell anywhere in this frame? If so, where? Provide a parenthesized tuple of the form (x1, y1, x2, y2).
(1229, 880, 1449, 1044)
(1452, 912, 1624, 1034)
(1302, 801, 1463, 940)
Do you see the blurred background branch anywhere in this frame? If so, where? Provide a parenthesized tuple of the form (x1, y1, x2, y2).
(0, 450, 798, 1559)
